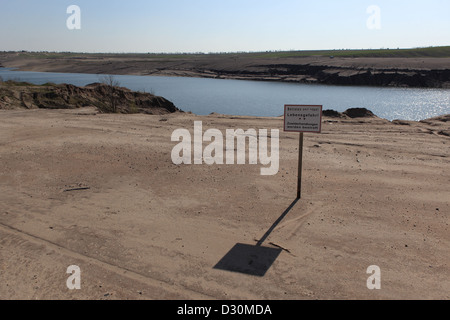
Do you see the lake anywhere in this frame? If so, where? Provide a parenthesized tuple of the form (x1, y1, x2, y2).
(1, 68, 449, 121)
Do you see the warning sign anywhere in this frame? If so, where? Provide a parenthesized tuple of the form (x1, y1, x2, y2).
(284, 105, 322, 133)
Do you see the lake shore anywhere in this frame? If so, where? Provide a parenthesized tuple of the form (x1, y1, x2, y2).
(0, 108, 448, 299)
(1, 51, 450, 88)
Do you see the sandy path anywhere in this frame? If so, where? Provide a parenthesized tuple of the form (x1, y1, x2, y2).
(0, 109, 449, 299)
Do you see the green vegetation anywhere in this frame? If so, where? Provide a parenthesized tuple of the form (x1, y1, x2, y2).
(0, 88, 7, 99)
(3, 46, 450, 60)
(128, 102, 138, 114)
(2, 79, 34, 86)
(249, 46, 450, 59)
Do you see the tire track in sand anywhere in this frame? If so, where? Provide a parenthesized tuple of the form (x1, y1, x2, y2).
(0, 222, 213, 299)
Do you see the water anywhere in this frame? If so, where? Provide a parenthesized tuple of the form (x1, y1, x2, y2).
(1, 68, 449, 121)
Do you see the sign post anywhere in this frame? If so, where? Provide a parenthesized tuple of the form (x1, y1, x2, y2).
(284, 105, 322, 199)
(297, 132, 303, 199)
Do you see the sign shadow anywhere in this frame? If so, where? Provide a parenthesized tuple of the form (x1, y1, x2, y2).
(214, 198, 299, 277)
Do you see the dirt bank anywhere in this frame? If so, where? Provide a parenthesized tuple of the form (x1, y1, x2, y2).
(1, 52, 450, 88)
(0, 80, 179, 114)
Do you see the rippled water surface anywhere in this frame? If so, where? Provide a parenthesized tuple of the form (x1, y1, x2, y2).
(1, 68, 449, 121)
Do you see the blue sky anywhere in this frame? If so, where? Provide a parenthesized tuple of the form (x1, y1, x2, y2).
(0, 0, 449, 53)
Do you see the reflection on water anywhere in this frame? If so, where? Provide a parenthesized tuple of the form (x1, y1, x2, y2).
(1, 68, 449, 121)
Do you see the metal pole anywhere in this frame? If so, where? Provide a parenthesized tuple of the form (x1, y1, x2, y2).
(297, 132, 304, 199)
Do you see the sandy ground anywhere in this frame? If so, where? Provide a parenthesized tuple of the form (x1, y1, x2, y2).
(0, 108, 449, 300)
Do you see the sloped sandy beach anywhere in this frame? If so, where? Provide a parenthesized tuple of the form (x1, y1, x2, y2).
(0, 108, 449, 299)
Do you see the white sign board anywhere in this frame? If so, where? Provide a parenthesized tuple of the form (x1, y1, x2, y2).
(284, 105, 322, 133)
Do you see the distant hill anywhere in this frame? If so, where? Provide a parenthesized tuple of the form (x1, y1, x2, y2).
(1, 46, 450, 88)
(247, 46, 450, 59)
(3, 46, 450, 58)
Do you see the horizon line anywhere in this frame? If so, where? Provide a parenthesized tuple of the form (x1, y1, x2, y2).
(2, 45, 450, 55)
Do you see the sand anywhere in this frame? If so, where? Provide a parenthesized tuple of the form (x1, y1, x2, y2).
(0, 108, 449, 300)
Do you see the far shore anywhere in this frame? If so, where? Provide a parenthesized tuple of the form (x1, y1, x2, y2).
(1, 50, 450, 88)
